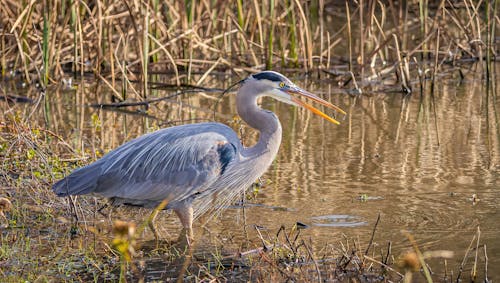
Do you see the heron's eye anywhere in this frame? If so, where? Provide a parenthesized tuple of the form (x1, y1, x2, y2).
(279, 82, 286, 88)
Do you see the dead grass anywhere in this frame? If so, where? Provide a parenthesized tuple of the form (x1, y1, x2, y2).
(0, 1, 498, 281)
(0, 1, 498, 95)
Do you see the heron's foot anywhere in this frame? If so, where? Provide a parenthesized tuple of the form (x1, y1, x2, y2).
(148, 220, 160, 249)
(173, 230, 194, 281)
(176, 228, 194, 250)
(146, 208, 163, 249)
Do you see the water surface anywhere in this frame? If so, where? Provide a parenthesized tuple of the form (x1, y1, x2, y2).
(3, 65, 499, 280)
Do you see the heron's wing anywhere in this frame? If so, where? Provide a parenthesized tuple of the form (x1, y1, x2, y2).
(53, 124, 238, 205)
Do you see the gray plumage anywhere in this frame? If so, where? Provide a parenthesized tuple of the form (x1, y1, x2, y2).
(54, 124, 239, 213)
(53, 71, 344, 238)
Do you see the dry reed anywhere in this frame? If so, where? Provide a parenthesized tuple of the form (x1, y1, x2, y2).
(0, 1, 496, 96)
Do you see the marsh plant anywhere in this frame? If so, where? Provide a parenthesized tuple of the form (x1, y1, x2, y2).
(0, 1, 497, 282)
(0, 0, 497, 95)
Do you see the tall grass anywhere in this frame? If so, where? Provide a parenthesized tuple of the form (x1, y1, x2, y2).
(41, 1, 49, 87)
(142, 4, 149, 99)
(266, 0, 276, 70)
(0, 1, 497, 94)
(286, 0, 299, 67)
(418, 0, 428, 59)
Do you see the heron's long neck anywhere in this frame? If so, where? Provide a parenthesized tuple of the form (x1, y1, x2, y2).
(236, 92, 282, 161)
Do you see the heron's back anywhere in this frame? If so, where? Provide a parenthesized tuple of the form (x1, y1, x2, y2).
(52, 122, 241, 207)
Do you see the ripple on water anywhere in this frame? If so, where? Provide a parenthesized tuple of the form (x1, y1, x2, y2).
(311, 214, 367, 227)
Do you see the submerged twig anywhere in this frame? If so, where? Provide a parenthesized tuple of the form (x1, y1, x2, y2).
(90, 89, 212, 108)
(456, 228, 478, 282)
(364, 255, 404, 278)
(364, 213, 381, 256)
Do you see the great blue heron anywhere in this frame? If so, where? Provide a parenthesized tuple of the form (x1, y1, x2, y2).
(53, 71, 345, 242)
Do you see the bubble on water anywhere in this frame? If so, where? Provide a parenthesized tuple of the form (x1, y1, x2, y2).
(311, 214, 367, 227)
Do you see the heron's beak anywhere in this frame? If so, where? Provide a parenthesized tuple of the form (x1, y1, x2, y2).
(285, 87, 346, 125)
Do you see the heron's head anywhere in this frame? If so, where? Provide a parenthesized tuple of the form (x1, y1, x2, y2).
(242, 71, 346, 125)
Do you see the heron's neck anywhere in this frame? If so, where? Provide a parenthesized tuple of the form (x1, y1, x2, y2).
(236, 92, 282, 159)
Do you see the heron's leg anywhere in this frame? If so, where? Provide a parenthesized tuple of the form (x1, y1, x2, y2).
(172, 205, 195, 281)
(173, 203, 194, 245)
(146, 199, 169, 248)
(147, 209, 160, 245)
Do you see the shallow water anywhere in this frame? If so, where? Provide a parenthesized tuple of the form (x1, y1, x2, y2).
(3, 64, 499, 280)
(212, 70, 500, 280)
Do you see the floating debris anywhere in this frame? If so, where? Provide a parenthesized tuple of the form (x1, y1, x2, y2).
(469, 194, 480, 205)
(295, 222, 309, 229)
(356, 194, 383, 202)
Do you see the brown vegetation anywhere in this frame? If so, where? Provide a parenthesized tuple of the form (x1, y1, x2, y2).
(0, 1, 497, 281)
(1, 0, 497, 95)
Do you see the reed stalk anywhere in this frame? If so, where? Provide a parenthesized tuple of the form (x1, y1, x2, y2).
(393, 34, 410, 93)
(105, 10, 116, 88)
(42, 0, 51, 130)
(266, 0, 275, 70)
(151, 0, 160, 64)
(319, 0, 324, 68)
(418, 0, 428, 59)
(278, 20, 285, 67)
(95, 0, 103, 76)
(1, 31, 5, 76)
(485, 0, 496, 80)
(309, 0, 319, 29)
(186, 0, 195, 83)
(253, 0, 264, 48)
(185, 0, 194, 26)
(359, 0, 364, 80)
(493, 0, 499, 53)
(402, 2, 409, 53)
(431, 28, 440, 95)
(76, 3, 84, 79)
(12, 0, 34, 83)
(287, 0, 298, 67)
(122, 36, 129, 99)
(236, 0, 246, 55)
(236, 0, 244, 30)
(42, 1, 49, 86)
(142, 5, 149, 99)
(71, 0, 77, 76)
(346, 1, 352, 73)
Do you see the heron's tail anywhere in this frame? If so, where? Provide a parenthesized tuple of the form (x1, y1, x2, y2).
(52, 164, 101, 196)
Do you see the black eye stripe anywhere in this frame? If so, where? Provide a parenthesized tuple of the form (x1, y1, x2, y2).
(252, 72, 285, 82)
